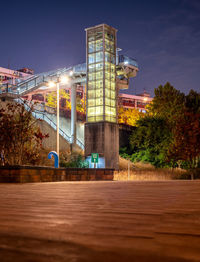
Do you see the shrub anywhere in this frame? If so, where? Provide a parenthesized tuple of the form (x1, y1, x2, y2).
(60, 153, 89, 168)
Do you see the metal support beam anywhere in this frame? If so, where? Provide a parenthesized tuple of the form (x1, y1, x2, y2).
(71, 84, 77, 145)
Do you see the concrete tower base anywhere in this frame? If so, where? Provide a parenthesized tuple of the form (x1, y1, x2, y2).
(85, 122, 119, 169)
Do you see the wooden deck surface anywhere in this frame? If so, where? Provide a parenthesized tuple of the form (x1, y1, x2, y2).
(0, 181, 200, 261)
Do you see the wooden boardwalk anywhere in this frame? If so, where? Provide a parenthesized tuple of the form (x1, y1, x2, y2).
(0, 181, 200, 261)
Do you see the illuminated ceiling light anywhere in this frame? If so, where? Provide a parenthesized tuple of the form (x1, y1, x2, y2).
(48, 81, 56, 88)
(60, 75, 69, 84)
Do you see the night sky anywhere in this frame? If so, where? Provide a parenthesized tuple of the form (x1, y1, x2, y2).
(1, 0, 200, 96)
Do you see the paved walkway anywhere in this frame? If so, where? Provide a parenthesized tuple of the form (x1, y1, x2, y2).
(0, 181, 200, 261)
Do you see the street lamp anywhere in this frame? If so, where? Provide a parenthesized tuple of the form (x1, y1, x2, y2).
(143, 97, 147, 102)
(48, 75, 69, 166)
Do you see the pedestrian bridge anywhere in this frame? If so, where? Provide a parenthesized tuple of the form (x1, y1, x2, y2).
(0, 55, 138, 150)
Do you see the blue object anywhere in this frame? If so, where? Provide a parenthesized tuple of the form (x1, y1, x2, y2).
(48, 151, 59, 168)
(86, 156, 105, 168)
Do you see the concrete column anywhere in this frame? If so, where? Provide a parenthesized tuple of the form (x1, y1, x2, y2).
(71, 84, 77, 145)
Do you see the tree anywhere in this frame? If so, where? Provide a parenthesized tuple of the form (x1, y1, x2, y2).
(167, 93, 200, 169)
(127, 84, 200, 170)
(46, 90, 71, 109)
(185, 90, 200, 114)
(76, 96, 85, 113)
(0, 101, 48, 166)
(148, 82, 185, 126)
(118, 107, 143, 126)
(46, 90, 85, 113)
(129, 116, 172, 167)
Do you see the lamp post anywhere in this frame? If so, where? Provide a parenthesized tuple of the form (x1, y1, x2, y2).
(56, 82, 59, 160)
(48, 75, 69, 167)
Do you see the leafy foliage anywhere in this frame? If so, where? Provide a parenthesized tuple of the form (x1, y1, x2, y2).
(129, 116, 172, 167)
(0, 101, 48, 166)
(148, 82, 185, 126)
(46, 90, 71, 109)
(60, 152, 89, 168)
(185, 89, 200, 114)
(118, 106, 143, 126)
(46, 90, 85, 113)
(123, 82, 200, 171)
(167, 90, 200, 169)
(168, 111, 200, 169)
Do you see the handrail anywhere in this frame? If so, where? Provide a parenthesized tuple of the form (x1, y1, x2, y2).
(15, 98, 84, 150)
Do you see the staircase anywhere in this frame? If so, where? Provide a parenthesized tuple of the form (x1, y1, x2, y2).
(15, 98, 84, 150)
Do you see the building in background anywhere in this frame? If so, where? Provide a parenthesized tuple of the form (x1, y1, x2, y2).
(119, 91, 152, 113)
(0, 67, 33, 86)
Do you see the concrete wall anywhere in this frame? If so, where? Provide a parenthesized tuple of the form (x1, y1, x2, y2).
(45, 113, 84, 145)
(85, 122, 119, 169)
(119, 124, 136, 148)
(37, 119, 71, 152)
(0, 166, 114, 183)
(0, 97, 82, 153)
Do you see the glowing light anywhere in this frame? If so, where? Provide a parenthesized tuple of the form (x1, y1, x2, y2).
(60, 75, 69, 84)
(48, 81, 56, 88)
(69, 70, 73, 76)
(143, 97, 147, 102)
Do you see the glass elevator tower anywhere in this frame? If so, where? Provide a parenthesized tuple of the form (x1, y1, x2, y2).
(85, 24, 119, 169)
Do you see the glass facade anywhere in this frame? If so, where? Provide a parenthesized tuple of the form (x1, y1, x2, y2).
(118, 55, 138, 68)
(86, 24, 117, 123)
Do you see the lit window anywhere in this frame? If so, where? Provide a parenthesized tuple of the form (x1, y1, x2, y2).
(96, 106, 103, 115)
(96, 39, 103, 51)
(88, 41, 95, 53)
(96, 52, 103, 63)
(88, 99, 95, 106)
(105, 98, 110, 106)
(111, 90, 115, 99)
(88, 54, 95, 64)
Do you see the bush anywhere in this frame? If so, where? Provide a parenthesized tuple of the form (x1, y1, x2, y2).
(60, 153, 89, 168)
(0, 101, 48, 166)
(128, 149, 170, 168)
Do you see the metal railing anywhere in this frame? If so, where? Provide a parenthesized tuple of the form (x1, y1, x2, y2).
(1, 56, 136, 96)
(15, 98, 85, 150)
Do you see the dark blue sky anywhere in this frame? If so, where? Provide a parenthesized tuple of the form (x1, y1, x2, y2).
(1, 0, 200, 96)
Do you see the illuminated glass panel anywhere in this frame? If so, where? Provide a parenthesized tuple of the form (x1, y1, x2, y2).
(86, 24, 117, 123)
(111, 82, 115, 90)
(88, 72, 95, 81)
(96, 52, 103, 63)
(88, 90, 95, 99)
(88, 54, 95, 64)
(88, 81, 95, 89)
(96, 98, 103, 106)
(96, 88, 103, 97)
(96, 39, 103, 51)
(96, 71, 103, 80)
(88, 99, 95, 107)
(111, 99, 116, 107)
(96, 80, 103, 89)
(89, 64, 95, 72)
(88, 41, 95, 53)
(96, 63, 103, 71)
